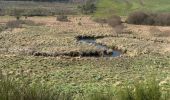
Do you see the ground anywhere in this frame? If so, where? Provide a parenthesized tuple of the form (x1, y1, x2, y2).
(0, 16, 170, 92)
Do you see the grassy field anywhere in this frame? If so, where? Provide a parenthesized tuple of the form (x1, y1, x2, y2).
(94, 0, 170, 18)
(0, 0, 170, 99)
(0, 16, 170, 97)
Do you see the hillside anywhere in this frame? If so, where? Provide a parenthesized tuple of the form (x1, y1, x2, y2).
(94, 0, 170, 18)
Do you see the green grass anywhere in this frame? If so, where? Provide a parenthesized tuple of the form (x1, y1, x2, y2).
(0, 74, 169, 100)
(0, 19, 169, 92)
(94, 0, 170, 18)
(0, 54, 169, 92)
(0, 16, 170, 99)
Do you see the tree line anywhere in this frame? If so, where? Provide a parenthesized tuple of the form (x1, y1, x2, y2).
(1, 0, 71, 2)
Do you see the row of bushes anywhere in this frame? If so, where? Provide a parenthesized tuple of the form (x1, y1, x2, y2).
(127, 11, 170, 26)
(28, 49, 112, 57)
(0, 8, 77, 16)
(0, 75, 169, 100)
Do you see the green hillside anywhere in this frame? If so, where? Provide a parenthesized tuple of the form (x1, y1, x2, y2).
(94, 0, 170, 18)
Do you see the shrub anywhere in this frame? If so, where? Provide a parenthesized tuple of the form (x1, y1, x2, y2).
(127, 11, 148, 25)
(57, 15, 69, 22)
(107, 15, 124, 33)
(107, 15, 122, 27)
(155, 13, 170, 26)
(127, 11, 170, 26)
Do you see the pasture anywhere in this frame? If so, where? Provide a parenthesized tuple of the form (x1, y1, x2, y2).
(0, 0, 170, 99)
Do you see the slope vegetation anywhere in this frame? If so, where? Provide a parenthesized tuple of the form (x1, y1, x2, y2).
(95, 0, 170, 18)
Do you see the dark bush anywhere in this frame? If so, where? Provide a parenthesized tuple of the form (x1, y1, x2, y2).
(107, 15, 122, 27)
(127, 11, 170, 26)
(127, 11, 148, 24)
(57, 15, 69, 22)
(155, 13, 170, 26)
(107, 15, 124, 33)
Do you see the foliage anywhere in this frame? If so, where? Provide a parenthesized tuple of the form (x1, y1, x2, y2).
(0, 1, 78, 16)
(127, 11, 170, 26)
(107, 15, 122, 27)
(78, 1, 96, 14)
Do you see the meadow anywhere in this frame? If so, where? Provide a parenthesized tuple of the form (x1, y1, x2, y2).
(0, 0, 170, 100)
(95, 0, 170, 17)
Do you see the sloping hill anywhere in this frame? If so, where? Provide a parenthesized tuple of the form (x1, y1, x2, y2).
(94, 0, 170, 18)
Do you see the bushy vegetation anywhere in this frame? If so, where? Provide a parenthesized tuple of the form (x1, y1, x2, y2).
(0, 1, 78, 16)
(107, 15, 122, 27)
(78, 0, 96, 14)
(107, 15, 124, 33)
(0, 76, 75, 100)
(94, 14, 124, 33)
(6, 20, 42, 29)
(56, 15, 69, 22)
(127, 11, 170, 26)
(0, 8, 77, 16)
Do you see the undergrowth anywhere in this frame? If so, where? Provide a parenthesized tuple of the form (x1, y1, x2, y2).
(0, 73, 169, 100)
